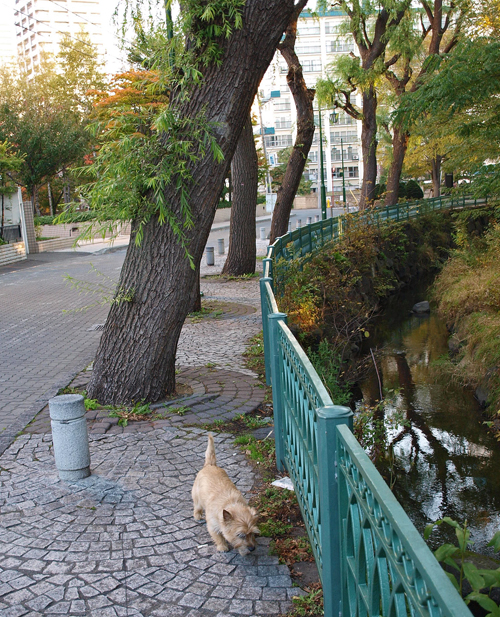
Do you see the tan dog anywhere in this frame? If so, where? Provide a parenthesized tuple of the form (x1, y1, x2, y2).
(192, 434, 259, 555)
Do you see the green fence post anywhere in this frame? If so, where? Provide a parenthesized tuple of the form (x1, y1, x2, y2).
(260, 272, 273, 386)
(317, 405, 353, 617)
(268, 312, 287, 472)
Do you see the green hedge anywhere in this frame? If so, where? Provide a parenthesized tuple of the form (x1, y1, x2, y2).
(34, 212, 97, 226)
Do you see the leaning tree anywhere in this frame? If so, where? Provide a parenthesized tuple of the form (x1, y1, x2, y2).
(86, 0, 297, 404)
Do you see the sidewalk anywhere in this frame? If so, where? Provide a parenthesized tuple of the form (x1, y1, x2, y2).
(0, 253, 305, 616)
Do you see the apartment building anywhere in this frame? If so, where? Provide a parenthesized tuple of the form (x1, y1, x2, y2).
(259, 9, 363, 203)
(13, 0, 106, 74)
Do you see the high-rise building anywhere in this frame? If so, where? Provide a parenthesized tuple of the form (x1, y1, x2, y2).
(259, 9, 363, 203)
(12, 0, 122, 75)
(0, 0, 17, 65)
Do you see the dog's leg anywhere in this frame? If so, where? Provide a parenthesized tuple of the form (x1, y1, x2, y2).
(193, 505, 204, 521)
(207, 522, 229, 552)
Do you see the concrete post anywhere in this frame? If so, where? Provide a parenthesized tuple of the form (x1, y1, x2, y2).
(217, 238, 225, 255)
(307, 217, 312, 225)
(20, 201, 39, 254)
(260, 227, 266, 240)
(315, 215, 320, 223)
(206, 246, 215, 265)
(49, 394, 91, 481)
(297, 219, 302, 229)
(288, 222, 292, 232)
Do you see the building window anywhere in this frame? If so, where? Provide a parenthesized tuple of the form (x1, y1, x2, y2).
(325, 22, 341, 34)
(331, 113, 354, 126)
(275, 118, 292, 129)
(264, 135, 293, 148)
(308, 150, 318, 162)
(331, 147, 359, 161)
(302, 59, 322, 72)
(297, 23, 320, 36)
(347, 166, 359, 178)
(296, 44, 321, 54)
(274, 98, 291, 112)
(330, 131, 358, 144)
(326, 40, 355, 53)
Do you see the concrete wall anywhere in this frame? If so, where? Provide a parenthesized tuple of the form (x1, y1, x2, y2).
(293, 194, 319, 210)
(37, 238, 76, 252)
(0, 241, 26, 266)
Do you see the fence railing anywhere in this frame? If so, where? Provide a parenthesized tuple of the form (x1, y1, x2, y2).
(260, 194, 487, 617)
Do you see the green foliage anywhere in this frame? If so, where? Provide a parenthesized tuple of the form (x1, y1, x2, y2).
(108, 400, 153, 426)
(397, 38, 500, 196)
(34, 212, 97, 226)
(289, 589, 324, 616)
(425, 518, 500, 615)
(181, 0, 245, 65)
(167, 405, 190, 416)
(270, 147, 313, 195)
(307, 340, 352, 406)
(404, 179, 424, 200)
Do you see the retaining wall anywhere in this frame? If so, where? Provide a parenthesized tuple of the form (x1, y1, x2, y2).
(0, 242, 27, 266)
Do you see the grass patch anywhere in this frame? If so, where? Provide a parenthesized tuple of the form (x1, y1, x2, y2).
(243, 332, 266, 380)
(433, 219, 500, 415)
(289, 588, 324, 616)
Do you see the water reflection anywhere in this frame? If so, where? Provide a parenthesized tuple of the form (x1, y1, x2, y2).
(358, 289, 500, 555)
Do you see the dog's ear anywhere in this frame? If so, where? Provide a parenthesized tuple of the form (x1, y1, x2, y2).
(250, 507, 258, 517)
(252, 527, 260, 535)
(223, 509, 233, 522)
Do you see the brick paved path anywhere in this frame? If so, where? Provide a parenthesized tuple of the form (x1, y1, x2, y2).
(0, 248, 305, 616)
(0, 430, 300, 617)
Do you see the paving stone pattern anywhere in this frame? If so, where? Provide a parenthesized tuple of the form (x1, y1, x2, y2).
(0, 252, 262, 453)
(0, 250, 304, 616)
(24, 367, 265, 436)
(0, 430, 303, 616)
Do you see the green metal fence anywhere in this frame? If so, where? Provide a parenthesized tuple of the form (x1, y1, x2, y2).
(260, 195, 487, 617)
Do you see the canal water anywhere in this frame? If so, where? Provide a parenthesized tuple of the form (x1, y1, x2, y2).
(357, 280, 500, 556)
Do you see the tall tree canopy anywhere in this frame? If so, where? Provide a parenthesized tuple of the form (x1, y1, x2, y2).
(316, 0, 412, 208)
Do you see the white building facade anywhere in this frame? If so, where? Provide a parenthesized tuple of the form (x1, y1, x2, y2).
(259, 8, 363, 203)
(13, 0, 107, 75)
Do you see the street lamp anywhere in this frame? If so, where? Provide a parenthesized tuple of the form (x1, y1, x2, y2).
(340, 137, 347, 212)
(317, 105, 327, 220)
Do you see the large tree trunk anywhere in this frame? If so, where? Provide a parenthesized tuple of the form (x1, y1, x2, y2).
(359, 86, 378, 209)
(384, 127, 409, 206)
(87, 0, 295, 405)
(222, 113, 258, 276)
(269, 0, 315, 244)
(431, 155, 442, 197)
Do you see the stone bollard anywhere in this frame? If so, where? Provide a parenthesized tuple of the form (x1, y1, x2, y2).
(260, 227, 266, 240)
(49, 394, 91, 481)
(297, 219, 302, 229)
(206, 246, 215, 266)
(307, 217, 312, 225)
(315, 215, 320, 223)
(217, 238, 225, 255)
(288, 222, 292, 232)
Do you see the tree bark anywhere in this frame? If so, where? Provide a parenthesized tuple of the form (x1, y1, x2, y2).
(360, 86, 378, 208)
(431, 155, 442, 197)
(48, 181, 54, 216)
(269, 0, 315, 244)
(222, 114, 258, 276)
(87, 0, 295, 405)
(384, 127, 409, 206)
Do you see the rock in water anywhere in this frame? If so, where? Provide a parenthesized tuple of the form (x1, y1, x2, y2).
(412, 301, 430, 314)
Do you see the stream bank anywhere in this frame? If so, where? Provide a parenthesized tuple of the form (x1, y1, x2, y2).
(358, 278, 500, 557)
(278, 208, 500, 558)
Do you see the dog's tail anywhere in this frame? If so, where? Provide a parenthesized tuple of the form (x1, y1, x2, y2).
(204, 433, 217, 467)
